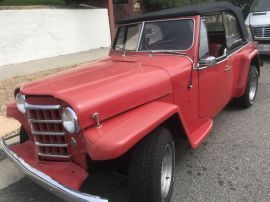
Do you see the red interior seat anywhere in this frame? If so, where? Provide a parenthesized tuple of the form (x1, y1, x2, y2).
(209, 43, 223, 58)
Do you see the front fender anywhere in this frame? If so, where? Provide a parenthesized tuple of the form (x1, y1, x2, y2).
(83, 101, 188, 160)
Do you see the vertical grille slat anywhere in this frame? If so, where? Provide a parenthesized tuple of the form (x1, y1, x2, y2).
(36, 110, 50, 154)
(50, 110, 65, 156)
(42, 110, 56, 154)
(26, 103, 70, 161)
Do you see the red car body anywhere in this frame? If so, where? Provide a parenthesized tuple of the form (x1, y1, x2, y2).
(1, 2, 261, 202)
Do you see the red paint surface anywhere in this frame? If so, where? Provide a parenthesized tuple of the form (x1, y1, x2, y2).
(20, 57, 172, 130)
(11, 141, 88, 190)
(6, 15, 260, 189)
(84, 102, 184, 160)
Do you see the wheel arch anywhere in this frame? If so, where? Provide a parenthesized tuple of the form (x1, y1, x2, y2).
(159, 113, 188, 141)
(250, 54, 261, 76)
(237, 51, 260, 97)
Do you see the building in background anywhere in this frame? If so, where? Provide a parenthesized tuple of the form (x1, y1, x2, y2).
(87, 0, 149, 39)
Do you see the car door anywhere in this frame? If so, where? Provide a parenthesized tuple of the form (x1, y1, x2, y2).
(198, 17, 232, 119)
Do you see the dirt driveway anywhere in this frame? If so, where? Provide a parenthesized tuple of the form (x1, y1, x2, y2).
(0, 66, 73, 116)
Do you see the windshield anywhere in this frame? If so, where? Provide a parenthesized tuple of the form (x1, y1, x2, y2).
(113, 19, 194, 52)
(252, 0, 270, 12)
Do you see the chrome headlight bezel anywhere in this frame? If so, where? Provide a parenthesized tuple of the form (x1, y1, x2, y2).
(15, 93, 26, 114)
(62, 107, 80, 134)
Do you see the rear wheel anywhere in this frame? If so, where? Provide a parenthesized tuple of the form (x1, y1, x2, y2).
(237, 66, 259, 108)
(128, 128, 175, 202)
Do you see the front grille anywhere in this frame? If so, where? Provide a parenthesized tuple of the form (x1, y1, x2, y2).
(253, 26, 270, 38)
(26, 103, 71, 161)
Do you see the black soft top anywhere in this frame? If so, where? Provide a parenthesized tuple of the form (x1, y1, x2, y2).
(118, 1, 248, 41)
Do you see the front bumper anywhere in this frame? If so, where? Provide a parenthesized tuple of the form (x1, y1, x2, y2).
(0, 133, 108, 202)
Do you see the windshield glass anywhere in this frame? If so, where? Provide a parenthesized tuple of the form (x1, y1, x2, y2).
(113, 23, 143, 51)
(113, 19, 194, 52)
(252, 0, 270, 12)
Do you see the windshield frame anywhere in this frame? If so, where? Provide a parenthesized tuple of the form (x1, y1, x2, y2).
(113, 18, 196, 53)
(251, 0, 270, 13)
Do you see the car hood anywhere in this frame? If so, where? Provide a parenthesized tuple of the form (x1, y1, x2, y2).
(246, 12, 270, 26)
(20, 55, 173, 129)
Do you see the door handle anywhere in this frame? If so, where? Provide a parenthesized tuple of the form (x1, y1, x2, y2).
(224, 65, 231, 71)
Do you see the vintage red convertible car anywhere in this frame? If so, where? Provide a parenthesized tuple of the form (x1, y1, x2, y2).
(0, 2, 261, 202)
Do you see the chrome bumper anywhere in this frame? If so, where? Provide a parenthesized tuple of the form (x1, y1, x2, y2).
(0, 134, 108, 202)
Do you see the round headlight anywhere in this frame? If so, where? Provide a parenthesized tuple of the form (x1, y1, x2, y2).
(15, 93, 26, 114)
(62, 107, 79, 134)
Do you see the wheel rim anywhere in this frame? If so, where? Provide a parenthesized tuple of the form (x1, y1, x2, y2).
(249, 73, 258, 103)
(161, 144, 173, 199)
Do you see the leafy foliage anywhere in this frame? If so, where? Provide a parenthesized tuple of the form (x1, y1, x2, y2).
(144, 0, 215, 9)
(144, 0, 254, 9)
(228, 0, 253, 8)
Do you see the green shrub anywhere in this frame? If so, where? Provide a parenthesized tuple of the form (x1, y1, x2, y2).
(144, 0, 253, 9)
(144, 0, 215, 9)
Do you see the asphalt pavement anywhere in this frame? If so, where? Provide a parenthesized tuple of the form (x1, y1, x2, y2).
(0, 57, 269, 202)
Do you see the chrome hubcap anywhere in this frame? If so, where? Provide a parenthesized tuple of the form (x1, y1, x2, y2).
(249, 73, 258, 102)
(161, 144, 173, 199)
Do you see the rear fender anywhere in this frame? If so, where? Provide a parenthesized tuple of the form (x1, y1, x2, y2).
(83, 102, 189, 160)
(237, 49, 260, 97)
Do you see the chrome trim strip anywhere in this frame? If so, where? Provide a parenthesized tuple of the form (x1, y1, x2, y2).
(226, 42, 252, 59)
(198, 42, 252, 71)
(37, 153, 71, 158)
(136, 21, 145, 52)
(25, 103, 61, 110)
(252, 25, 270, 27)
(32, 131, 65, 136)
(29, 119, 62, 124)
(0, 135, 108, 202)
(254, 37, 270, 40)
(35, 142, 68, 148)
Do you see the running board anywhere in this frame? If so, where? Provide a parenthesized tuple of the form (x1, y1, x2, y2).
(188, 119, 213, 149)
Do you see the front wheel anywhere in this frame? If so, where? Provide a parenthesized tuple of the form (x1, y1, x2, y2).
(237, 66, 259, 108)
(128, 128, 175, 202)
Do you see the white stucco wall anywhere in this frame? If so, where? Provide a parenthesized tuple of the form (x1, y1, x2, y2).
(0, 9, 111, 66)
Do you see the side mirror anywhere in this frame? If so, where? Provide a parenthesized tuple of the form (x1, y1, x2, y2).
(199, 56, 217, 67)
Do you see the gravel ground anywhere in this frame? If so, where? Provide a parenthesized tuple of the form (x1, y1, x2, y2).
(0, 58, 269, 202)
(0, 66, 73, 116)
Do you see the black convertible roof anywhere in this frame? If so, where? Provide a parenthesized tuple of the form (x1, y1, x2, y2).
(118, 1, 248, 41)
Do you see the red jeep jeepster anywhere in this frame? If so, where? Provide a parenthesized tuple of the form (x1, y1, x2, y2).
(0, 2, 261, 202)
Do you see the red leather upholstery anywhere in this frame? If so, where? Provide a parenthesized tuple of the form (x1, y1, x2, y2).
(209, 43, 223, 58)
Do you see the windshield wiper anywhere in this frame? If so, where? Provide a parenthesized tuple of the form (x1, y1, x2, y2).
(149, 50, 187, 57)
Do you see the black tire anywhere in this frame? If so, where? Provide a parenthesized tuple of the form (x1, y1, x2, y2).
(237, 66, 259, 108)
(19, 127, 29, 143)
(128, 128, 175, 202)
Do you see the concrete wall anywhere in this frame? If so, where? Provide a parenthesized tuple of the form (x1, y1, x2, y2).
(0, 9, 111, 66)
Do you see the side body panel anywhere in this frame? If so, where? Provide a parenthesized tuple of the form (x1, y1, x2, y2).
(198, 59, 231, 118)
(229, 42, 259, 98)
